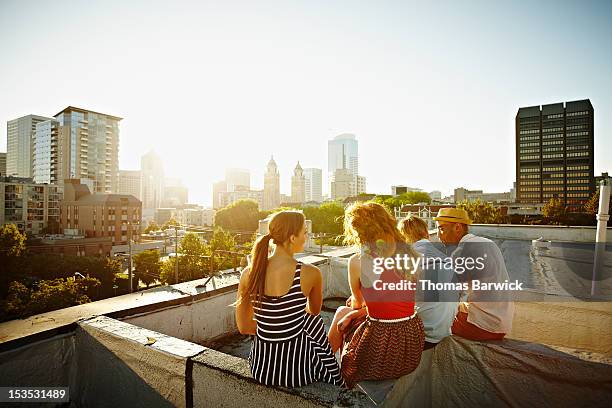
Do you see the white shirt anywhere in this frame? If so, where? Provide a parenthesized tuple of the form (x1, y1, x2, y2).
(452, 233, 514, 334)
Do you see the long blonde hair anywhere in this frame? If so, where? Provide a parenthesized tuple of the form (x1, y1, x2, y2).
(236, 210, 305, 306)
(343, 202, 421, 278)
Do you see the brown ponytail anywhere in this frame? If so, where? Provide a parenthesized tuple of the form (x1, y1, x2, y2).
(236, 210, 305, 306)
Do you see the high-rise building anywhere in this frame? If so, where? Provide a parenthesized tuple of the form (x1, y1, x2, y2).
(0, 152, 6, 176)
(0, 176, 62, 235)
(290, 162, 306, 204)
(164, 184, 189, 207)
(31, 107, 121, 193)
(303, 168, 323, 203)
(140, 150, 165, 213)
(516, 99, 594, 209)
(263, 156, 280, 210)
(328, 133, 358, 179)
(212, 180, 227, 209)
(225, 168, 250, 192)
(117, 170, 141, 199)
(6, 114, 52, 178)
(331, 168, 354, 200)
(355, 175, 367, 195)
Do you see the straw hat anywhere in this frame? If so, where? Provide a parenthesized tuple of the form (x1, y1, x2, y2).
(433, 208, 472, 225)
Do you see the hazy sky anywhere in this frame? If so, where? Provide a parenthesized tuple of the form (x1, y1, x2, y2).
(1, 0, 611, 206)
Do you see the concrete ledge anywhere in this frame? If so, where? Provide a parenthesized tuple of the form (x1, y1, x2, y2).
(382, 336, 612, 407)
(75, 316, 205, 408)
(121, 289, 238, 344)
(0, 273, 240, 346)
(192, 347, 374, 408)
(0, 332, 76, 390)
(509, 301, 612, 355)
(470, 224, 612, 243)
(430, 336, 612, 407)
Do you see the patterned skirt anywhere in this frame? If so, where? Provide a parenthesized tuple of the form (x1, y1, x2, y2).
(340, 314, 425, 388)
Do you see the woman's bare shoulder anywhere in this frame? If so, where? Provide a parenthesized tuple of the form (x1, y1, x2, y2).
(239, 266, 251, 285)
(299, 262, 321, 278)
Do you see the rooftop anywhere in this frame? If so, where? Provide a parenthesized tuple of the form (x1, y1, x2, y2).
(1, 225, 611, 406)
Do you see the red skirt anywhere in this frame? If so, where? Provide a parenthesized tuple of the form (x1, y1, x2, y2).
(340, 314, 425, 388)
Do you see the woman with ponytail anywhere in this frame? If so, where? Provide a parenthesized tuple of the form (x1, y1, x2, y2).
(235, 210, 343, 388)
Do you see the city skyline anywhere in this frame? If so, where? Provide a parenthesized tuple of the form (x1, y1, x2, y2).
(1, 1, 611, 206)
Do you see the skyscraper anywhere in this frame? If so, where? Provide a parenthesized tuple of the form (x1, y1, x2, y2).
(141, 150, 165, 213)
(212, 180, 227, 209)
(355, 175, 367, 195)
(32, 107, 121, 193)
(117, 170, 142, 199)
(303, 167, 322, 203)
(516, 99, 594, 209)
(330, 168, 354, 200)
(328, 133, 358, 179)
(263, 156, 280, 210)
(291, 162, 306, 204)
(0, 152, 6, 176)
(6, 114, 52, 178)
(225, 168, 250, 192)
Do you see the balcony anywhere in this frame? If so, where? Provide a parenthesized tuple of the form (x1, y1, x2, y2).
(0, 226, 611, 406)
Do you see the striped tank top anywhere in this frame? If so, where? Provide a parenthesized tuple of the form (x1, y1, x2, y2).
(249, 261, 343, 388)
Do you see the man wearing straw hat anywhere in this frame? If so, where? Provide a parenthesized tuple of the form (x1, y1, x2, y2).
(433, 208, 514, 341)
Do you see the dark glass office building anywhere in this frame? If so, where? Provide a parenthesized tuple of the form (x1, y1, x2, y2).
(516, 99, 594, 210)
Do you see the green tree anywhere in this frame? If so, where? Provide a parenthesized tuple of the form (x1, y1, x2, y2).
(144, 221, 160, 234)
(214, 199, 261, 232)
(23, 255, 120, 299)
(3, 277, 100, 319)
(457, 199, 505, 224)
(543, 198, 567, 224)
(374, 192, 432, 210)
(161, 218, 179, 230)
(0, 223, 26, 259)
(133, 250, 161, 287)
(160, 232, 208, 284)
(584, 189, 612, 216)
(159, 257, 179, 285)
(207, 227, 240, 271)
(0, 224, 27, 294)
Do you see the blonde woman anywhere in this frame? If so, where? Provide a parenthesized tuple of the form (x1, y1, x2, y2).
(328, 202, 425, 388)
(399, 215, 459, 349)
(235, 210, 343, 388)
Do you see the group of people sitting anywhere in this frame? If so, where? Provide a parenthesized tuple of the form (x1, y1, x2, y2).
(235, 203, 514, 389)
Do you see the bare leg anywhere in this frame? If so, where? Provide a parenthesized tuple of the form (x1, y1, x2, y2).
(328, 306, 353, 353)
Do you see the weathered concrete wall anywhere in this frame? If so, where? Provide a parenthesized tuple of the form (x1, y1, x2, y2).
(471, 224, 612, 243)
(0, 332, 76, 394)
(510, 301, 612, 355)
(192, 347, 373, 408)
(380, 349, 433, 407)
(428, 336, 612, 407)
(121, 289, 238, 343)
(75, 316, 205, 408)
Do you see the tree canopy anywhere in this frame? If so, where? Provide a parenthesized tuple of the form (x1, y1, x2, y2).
(133, 249, 161, 287)
(457, 199, 505, 224)
(214, 199, 262, 232)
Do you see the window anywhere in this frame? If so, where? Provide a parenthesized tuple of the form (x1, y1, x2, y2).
(567, 111, 589, 117)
